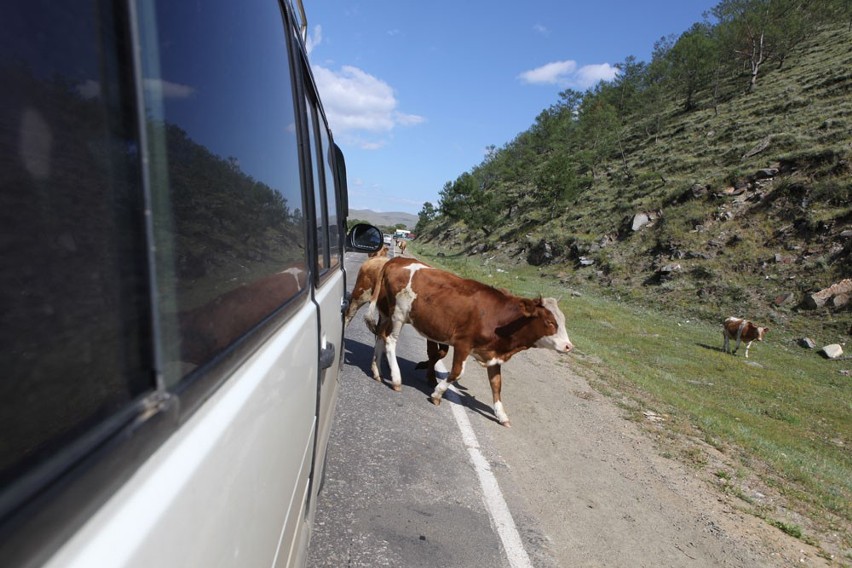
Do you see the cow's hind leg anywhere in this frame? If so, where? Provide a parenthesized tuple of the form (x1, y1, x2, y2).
(370, 335, 386, 383)
(487, 364, 511, 427)
(429, 349, 466, 405)
(383, 314, 407, 391)
(424, 341, 449, 387)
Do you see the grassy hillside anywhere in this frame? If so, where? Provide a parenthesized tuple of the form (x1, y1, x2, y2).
(417, 22, 851, 344)
(410, 20, 851, 563)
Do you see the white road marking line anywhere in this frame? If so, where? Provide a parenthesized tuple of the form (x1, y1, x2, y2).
(444, 381, 533, 568)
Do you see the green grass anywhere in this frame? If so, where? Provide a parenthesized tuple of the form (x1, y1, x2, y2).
(413, 242, 851, 551)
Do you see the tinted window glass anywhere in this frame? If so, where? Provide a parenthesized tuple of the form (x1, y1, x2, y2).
(320, 121, 340, 268)
(305, 98, 328, 272)
(139, 1, 308, 383)
(0, 1, 152, 496)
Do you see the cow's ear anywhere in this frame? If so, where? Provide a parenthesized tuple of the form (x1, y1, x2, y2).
(519, 298, 537, 316)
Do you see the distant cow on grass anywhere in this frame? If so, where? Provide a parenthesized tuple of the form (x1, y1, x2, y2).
(344, 255, 390, 327)
(364, 257, 573, 426)
(722, 317, 769, 358)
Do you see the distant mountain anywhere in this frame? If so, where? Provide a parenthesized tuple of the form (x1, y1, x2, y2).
(349, 209, 418, 230)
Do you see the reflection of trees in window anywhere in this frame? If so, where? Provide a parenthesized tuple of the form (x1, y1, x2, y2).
(154, 122, 306, 310)
(150, 121, 308, 373)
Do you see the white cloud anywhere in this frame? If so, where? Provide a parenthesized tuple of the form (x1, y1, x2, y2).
(312, 64, 425, 149)
(306, 25, 322, 55)
(518, 60, 619, 90)
(574, 63, 620, 88)
(518, 60, 577, 85)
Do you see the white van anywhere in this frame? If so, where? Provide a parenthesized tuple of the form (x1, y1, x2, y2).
(0, 1, 380, 566)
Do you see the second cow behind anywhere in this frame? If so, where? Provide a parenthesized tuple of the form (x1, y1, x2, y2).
(364, 257, 573, 426)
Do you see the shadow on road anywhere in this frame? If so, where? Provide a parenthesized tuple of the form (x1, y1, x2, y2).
(344, 337, 433, 396)
(343, 337, 501, 425)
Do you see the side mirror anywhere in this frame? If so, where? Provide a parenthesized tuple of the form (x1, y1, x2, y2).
(345, 223, 383, 253)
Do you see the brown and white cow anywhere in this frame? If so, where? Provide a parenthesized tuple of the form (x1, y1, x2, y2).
(344, 255, 390, 327)
(722, 316, 769, 358)
(396, 239, 407, 255)
(364, 257, 573, 426)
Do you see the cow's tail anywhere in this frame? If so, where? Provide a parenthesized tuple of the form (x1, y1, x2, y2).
(363, 268, 385, 336)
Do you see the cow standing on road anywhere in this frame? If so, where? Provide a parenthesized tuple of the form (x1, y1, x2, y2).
(365, 257, 573, 426)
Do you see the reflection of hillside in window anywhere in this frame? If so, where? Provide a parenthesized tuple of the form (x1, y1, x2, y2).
(152, 121, 307, 375)
(140, 0, 308, 381)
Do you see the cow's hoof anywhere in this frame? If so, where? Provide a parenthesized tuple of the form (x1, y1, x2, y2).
(392, 384, 401, 392)
(500, 420, 512, 428)
(429, 396, 442, 406)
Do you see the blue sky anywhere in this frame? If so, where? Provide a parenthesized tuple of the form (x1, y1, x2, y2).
(305, 1, 719, 215)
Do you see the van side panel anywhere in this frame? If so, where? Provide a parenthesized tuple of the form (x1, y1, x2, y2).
(43, 304, 319, 568)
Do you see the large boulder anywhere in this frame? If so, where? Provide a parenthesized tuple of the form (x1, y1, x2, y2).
(820, 344, 844, 359)
(803, 279, 852, 309)
(632, 212, 651, 231)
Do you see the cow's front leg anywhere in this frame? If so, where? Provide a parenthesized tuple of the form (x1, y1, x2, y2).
(488, 364, 510, 427)
(429, 350, 466, 405)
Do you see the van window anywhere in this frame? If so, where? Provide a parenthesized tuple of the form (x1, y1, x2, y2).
(0, 1, 153, 507)
(304, 95, 329, 273)
(138, 0, 308, 384)
(320, 117, 341, 268)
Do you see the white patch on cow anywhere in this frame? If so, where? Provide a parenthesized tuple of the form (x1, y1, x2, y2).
(393, 263, 430, 322)
(484, 357, 506, 366)
(534, 297, 573, 353)
(493, 401, 509, 425)
(384, 330, 403, 388)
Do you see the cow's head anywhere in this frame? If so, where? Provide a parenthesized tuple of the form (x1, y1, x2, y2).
(532, 297, 573, 353)
(756, 326, 769, 341)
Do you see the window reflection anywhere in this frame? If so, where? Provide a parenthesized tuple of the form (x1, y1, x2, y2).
(0, 1, 152, 491)
(140, 1, 307, 382)
(320, 121, 340, 268)
(305, 97, 328, 272)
